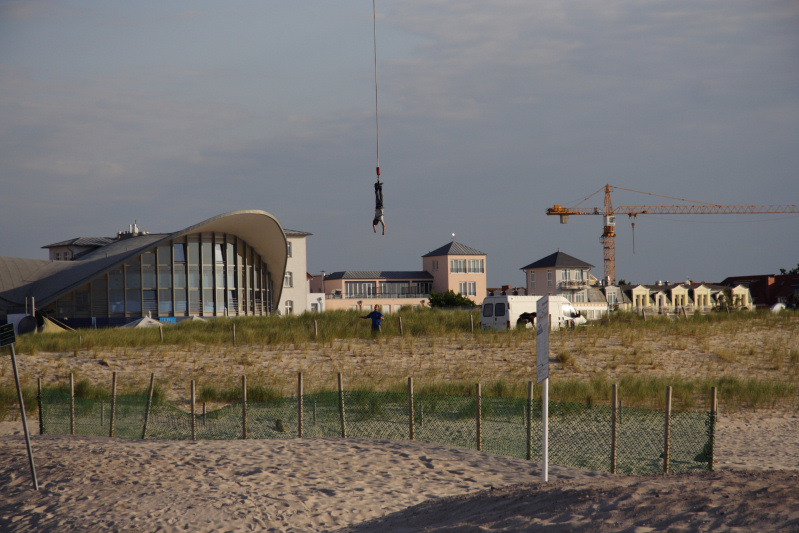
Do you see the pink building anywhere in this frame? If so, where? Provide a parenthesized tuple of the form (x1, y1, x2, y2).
(310, 240, 487, 312)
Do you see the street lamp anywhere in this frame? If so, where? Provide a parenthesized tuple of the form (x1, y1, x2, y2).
(320, 270, 326, 297)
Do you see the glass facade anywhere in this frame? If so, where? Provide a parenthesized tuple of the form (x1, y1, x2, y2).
(50, 233, 274, 323)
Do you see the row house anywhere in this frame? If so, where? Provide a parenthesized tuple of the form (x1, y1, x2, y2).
(624, 282, 754, 314)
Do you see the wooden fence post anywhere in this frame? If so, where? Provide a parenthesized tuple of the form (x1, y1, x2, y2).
(298, 372, 304, 438)
(526, 381, 533, 461)
(398, 316, 403, 336)
(241, 375, 247, 440)
(476, 383, 482, 452)
(109, 372, 117, 438)
(663, 386, 672, 473)
(142, 373, 155, 440)
(338, 373, 347, 438)
(37, 377, 43, 436)
(69, 373, 75, 436)
(470, 314, 474, 333)
(232, 323, 236, 345)
(709, 387, 717, 471)
(611, 383, 618, 474)
(159, 326, 164, 342)
(190, 379, 196, 440)
(314, 320, 318, 338)
(408, 377, 414, 440)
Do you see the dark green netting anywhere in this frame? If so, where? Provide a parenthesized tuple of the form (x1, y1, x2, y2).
(39, 388, 713, 475)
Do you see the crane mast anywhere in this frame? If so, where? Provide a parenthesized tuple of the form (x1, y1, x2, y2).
(547, 184, 798, 285)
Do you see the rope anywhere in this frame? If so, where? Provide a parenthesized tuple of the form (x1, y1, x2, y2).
(373, 0, 381, 182)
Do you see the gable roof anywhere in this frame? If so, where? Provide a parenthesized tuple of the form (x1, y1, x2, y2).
(324, 271, 434, 281)
(521, 251, 594, 270)
(422, 241, 485, 258)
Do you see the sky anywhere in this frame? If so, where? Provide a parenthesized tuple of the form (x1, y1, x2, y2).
(1, 0, 798, 288)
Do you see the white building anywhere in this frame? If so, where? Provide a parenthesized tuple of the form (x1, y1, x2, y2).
(277, 229, 319, 315)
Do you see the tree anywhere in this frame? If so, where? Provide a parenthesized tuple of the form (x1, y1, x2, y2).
(779, 263, 799, 275)
(429, 290, 474, 308)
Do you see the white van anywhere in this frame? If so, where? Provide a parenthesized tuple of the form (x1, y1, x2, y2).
(546, 296, 588, 331)
(481, 294, 587, 331)
(481, 295, 542, 330)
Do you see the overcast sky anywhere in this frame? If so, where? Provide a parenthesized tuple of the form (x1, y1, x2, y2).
(1, 0, 797, 287)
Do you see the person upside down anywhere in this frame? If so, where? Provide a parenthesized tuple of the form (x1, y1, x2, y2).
(372, 181, 385, 235)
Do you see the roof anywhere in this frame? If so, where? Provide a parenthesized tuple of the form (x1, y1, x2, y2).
(324, 271, 434, 281)
(283, 229, 312, 237)
(422, 241, 485, 257)
(1, 210, 288, 315)
(42, 237, 115, 249)
(521, 251, 594, 270)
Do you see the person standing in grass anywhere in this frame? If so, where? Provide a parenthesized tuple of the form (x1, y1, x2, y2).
(361, 304, 384, 333)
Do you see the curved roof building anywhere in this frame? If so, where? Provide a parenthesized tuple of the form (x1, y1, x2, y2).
(1, 211, 288, 327)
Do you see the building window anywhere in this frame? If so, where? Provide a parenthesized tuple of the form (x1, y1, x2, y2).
(459, 282, 468, 296)
(55, 252, 61, 260)
(547, 270, 553, 287)
(468, 282, 476, 297)
(530, 271, 535, 288)
(431, 260, 438, 272)
(345, 282, 376, 298)
(450, 259, 467, 273)
(467, 259, 484, 273)
(284, 272, 293, 288)
(284, 300, 293, 315)
(287, 241, 292, 258)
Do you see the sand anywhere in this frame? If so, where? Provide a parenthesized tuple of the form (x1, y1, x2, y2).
(2, 324, 797, 531)
(1, 413, 797, 532)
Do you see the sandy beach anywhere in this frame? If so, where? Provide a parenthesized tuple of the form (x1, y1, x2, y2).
(2, 322, 798, 531)
(1, 412, 797, 532)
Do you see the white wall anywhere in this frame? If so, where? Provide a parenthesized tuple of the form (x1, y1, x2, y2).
(277, 234, 309, 315)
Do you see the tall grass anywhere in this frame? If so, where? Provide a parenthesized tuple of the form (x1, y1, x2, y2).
(4, 307, 797, 415)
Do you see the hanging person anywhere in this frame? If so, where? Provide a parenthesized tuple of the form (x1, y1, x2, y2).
(372, 171, 385, 235)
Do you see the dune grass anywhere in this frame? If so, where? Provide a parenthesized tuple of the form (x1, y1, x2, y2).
(2, 307, 797, 415)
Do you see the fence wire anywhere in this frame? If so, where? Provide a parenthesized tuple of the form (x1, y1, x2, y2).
(39, 388, 713, 475)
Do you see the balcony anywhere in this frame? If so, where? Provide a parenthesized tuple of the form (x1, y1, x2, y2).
(327, 291, 432, 300)
(558, 280, 588, 290)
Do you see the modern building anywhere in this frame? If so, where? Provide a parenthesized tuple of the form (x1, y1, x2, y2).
(311, 239, 487, 311)
(0, 211, 289, 328)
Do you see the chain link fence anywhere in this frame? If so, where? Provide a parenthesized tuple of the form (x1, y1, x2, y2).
(38, 379, 715, 475)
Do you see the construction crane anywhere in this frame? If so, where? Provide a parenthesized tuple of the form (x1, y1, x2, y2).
(547, 184, 799, 285)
